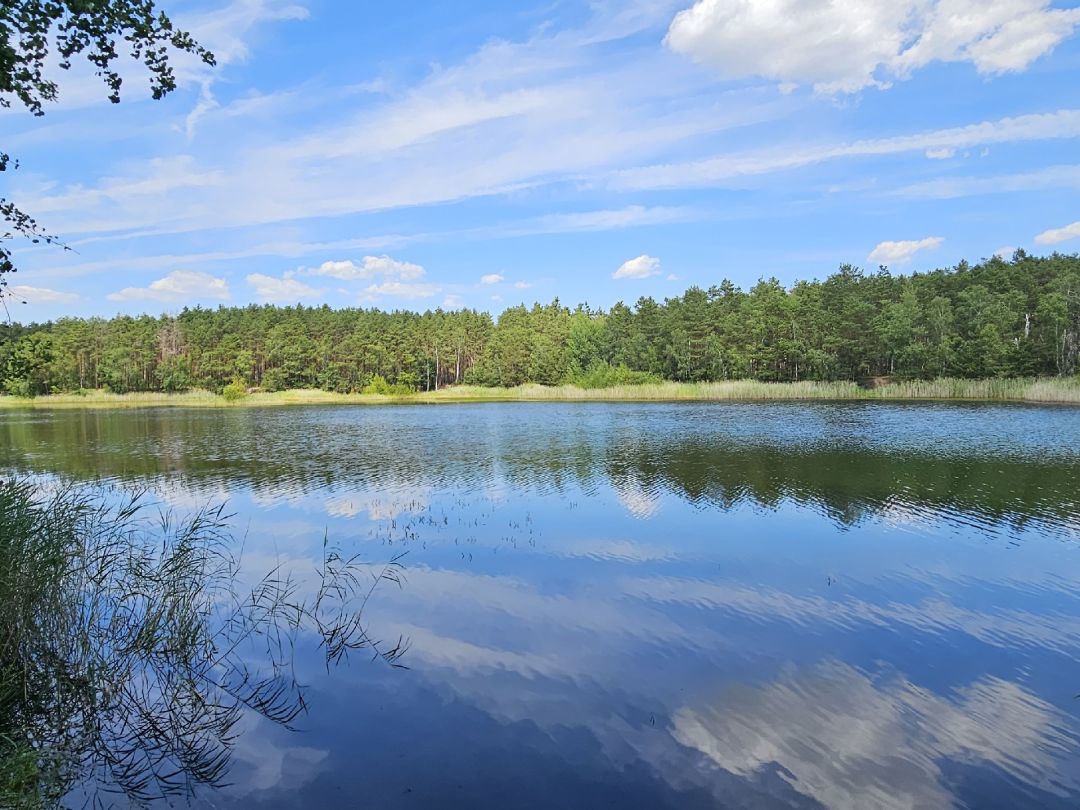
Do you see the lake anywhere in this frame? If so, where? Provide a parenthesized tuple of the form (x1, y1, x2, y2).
(2, 401, 1080, 809)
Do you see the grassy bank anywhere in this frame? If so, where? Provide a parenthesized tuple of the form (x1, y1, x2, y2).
(1, 377, 1079, 408)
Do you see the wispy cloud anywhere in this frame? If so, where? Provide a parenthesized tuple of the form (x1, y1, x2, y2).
(13, 7, 782, 240)
(897, 165, 1080, 198)
(6, 285, 79, 304)
(611, 110, 1080, 190)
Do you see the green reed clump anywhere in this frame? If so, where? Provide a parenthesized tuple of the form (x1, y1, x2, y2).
(4, 376, 1080, 407)
(0, 480, 406, 808)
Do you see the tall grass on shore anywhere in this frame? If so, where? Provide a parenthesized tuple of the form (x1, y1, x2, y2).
(0, 480, 406, 808)
(1, 377, 1078, 408)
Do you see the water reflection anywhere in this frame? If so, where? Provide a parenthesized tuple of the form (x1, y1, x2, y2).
(673, 661, 1079, 809)
(1, 403, 1078, 538)
(0, 480, 405, 808)
(1, 403, 1079, 808)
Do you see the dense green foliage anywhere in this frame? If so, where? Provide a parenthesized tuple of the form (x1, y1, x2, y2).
(3, 251, 1079, 396)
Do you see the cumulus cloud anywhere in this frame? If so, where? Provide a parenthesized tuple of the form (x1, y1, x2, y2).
(480, 273, 504, 285)
(442, 294, 463, 308)
(867, 236, 944, 264)
(246, 273, 322, 302)
(513, 281, 532, 289)
(7, 285, 79, 304)
(307, 259, 364, 280)
(305, 255, 426, 281)
(244, 254, 438, 305)
(1035, 220, 1080, 245)
(993, 246, 1016, 259)
(108, 270, 230, 302)
(361, 281, 438, 300)
(666, 0, 1080, 94)
(613, 255, 661, 280)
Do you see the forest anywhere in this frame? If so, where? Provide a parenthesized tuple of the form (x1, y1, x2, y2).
(2, 251, 1079, 397)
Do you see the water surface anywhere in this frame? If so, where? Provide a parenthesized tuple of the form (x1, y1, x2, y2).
(3, 402, 1080, 809)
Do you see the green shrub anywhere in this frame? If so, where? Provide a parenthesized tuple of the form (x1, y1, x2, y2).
(360, 374, 416, 396)
(570, 362, 662, 389)
(221, 380, 247, 401)
(362, 374, 391, 395)
(2, 379, 32, 399)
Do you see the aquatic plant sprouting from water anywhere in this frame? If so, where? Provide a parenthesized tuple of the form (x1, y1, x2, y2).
(0, 479, 408, 808)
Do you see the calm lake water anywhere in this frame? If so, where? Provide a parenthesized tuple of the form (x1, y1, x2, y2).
(3, 401, 1080, 809)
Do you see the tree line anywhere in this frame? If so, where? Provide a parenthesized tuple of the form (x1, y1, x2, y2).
(2, 251, 1079, 396)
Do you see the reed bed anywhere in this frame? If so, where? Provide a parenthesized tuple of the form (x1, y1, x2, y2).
(1, 377, 1078, 409)
(0, 480, 406, 806)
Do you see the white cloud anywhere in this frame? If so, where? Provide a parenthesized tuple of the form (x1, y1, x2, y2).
(612, 109, 1080, 190)
(513, 281, 532, 289)
(108, 270, 230, 302)
(246, 273, 322, 302)
(613, 255, 661, 280)
(994, 246, 1016, 259)
(184, 80, 219, 140)
(480, 273, 504, 285)
(361, 281, 439, 300)
(897, 164, 1080, 199)
(666, 0, 1080, 94)
(442, 294, 463, 308)
(925, 147, 955, 159)
(6, 285, 79, 304)
(13, 5, 777, 241)
(307, 259, 363, 280)
(306, 255, 426, 281)
(500, 205, 699, 236)
(868, 237, 944, 264)
(245, 254, 435, 306)
(182, 0, 309, 69)
(358, 255, 426, 280)
(1035, 220, 1080, 245)
(666, 273, 680, 282)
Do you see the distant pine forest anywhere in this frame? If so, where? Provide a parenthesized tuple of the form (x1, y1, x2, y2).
(2, 251, 1079, 397)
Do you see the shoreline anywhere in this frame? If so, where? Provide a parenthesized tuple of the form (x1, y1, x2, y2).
(1, 378, 1079, 408)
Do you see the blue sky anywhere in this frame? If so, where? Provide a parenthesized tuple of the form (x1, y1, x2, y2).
(5, 0, 1080, 319)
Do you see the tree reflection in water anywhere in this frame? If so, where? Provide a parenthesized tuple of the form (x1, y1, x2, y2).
(0, 479, 406, 808)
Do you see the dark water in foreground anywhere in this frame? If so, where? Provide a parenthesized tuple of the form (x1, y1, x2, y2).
(3, 402, 1080, 809)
